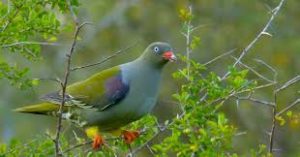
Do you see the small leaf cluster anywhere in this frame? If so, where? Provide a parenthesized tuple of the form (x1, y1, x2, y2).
(249, 144, 272, 157)
(0, 62, 38, 89)
(178, 8, 193, 23)
(276, 110, 300, 129)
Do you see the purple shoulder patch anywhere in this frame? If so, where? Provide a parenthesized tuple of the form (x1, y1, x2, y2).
(104, 73, 130, 106)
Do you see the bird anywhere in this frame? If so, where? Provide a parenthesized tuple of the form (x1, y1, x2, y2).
(14, 42, 176, 149)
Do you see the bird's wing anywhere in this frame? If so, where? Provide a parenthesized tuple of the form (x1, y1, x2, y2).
(40, 66, 130, 111)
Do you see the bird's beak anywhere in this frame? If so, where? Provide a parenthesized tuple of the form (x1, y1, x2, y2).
(163, 51, 177, 62)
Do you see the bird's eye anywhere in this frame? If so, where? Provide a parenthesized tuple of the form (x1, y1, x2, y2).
(153, 46, 159, 53)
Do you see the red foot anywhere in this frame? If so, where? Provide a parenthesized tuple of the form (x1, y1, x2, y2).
(92, 134, 104, 150)
(122, 130, 140, 144)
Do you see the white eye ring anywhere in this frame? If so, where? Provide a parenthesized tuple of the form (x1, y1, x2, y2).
(154, 46, 159, 53)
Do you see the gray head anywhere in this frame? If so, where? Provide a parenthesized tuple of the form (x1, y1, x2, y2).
(138, 42, 176, 68)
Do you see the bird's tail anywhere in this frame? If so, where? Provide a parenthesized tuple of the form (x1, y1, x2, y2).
(13, 102, 61, 115)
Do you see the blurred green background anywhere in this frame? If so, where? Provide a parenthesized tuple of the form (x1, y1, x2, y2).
(1, 0, 299, 155)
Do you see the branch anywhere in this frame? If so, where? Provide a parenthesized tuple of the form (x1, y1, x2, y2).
(1, 41, 61, 48)
(53, 1, 91, 156)
(269, 90, 277, 153)
(254, 59, 277, 77)
(233, 0, 285, 67)
(63, 137, 120, 154)
(184, 6, 193, 78)
(222, 0, 286, 79)
(269, 75, 300, 152)
(63, 141, 92, 154)
(275, 75, 300, 93)
(234, 95, 275, 107)
(233, 57, 274, 83)
(71, 41, 138, 71)
(276, 99, 300, 117)
(203, 48, 236, 66)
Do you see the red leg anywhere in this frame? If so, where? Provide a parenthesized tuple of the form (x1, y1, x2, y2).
(92, 134, 104, 150)
(122, 130, 140, 144)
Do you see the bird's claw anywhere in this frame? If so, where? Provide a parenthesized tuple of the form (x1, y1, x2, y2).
(122, 130, 140, 144)
(92, 134, 104, 150)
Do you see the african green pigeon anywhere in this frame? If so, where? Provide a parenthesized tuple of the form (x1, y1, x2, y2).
(14, 42, 176, 149)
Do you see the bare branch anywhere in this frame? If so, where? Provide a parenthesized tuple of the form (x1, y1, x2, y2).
(234, 95, 275, 107)
(233, 0, 285, 67)
(222, 0, 286, 79)
(275, 75, 300, 93)
(233, 57, 274, 83)
(53, 2, 92, 156)
(235, 131, 247, 136)
(276, 99, 300, 117)
(183, 6, 193, 78)
(190, 24, 209, 32)
(269, 92, 277, 153)
(146, 144, 156, 156)
(203, 48, 236, 66)
(1, 41, 61, 48)
(254, 59, 278, 81)
(71, 41, 138, 71)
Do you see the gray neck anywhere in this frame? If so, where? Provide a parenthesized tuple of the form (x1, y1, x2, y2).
(135, 56, 168, 70)
(121, 58, 163, 85)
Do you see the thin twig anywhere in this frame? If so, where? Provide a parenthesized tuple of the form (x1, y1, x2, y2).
(1, 41, 61, 48)
(276, 99, 300, 117)
(184, 6, 192, 78)
(275, 75, 300, 93)
(63, 141, 92, 154)
(233, 0, 285, 67)
(203, 48, 236, 66)
(233, 57, 274, 83)
(146, 144, 156, 156)
(234, 95, 275, 107)
(222, 0, 286, 79)
(63, 137, 120, 154)
(254, 59, 277, 76)
(130, 112, 186, 155)
(71, 41, 138, 71)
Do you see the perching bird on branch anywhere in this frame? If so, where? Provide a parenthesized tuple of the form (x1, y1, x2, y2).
(14, 42, 176, 149)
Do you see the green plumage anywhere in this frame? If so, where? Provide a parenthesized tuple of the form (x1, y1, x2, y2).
(66, 66, 120, 107)
(14, 102, 61, 115)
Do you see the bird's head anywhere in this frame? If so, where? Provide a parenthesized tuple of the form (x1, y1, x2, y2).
(139, 42, 176, 68)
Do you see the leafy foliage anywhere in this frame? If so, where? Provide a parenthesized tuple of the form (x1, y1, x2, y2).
(152, 56, 256, 156)
(0, 0, 78, 89)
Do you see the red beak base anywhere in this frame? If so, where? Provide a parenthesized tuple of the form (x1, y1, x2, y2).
(163, 51, 176, 62)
